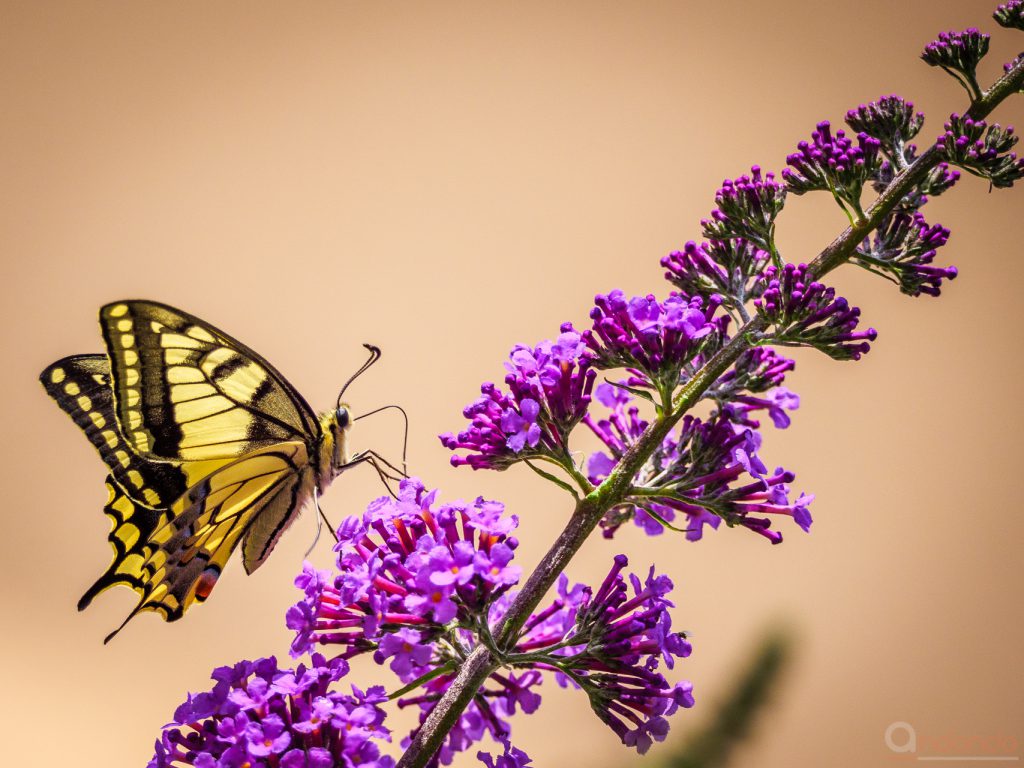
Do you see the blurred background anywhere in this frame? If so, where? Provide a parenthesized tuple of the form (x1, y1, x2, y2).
(2, 1, 1022, 765)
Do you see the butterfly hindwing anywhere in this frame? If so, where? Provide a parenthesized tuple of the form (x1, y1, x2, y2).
(99, 301, 320, 462)
(78, 476, 170, 611)
(104, 442, 312, 642)
(40, 355, 190, 507)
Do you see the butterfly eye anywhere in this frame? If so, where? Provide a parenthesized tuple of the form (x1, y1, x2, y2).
(336, 407, 350, 429)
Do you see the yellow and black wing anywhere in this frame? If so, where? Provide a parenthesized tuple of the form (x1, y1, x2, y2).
(99, 300, 321, 461)
(40, 355, 191, 507)
(102, 442, 312, 643)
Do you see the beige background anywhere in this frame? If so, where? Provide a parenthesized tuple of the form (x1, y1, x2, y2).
(2, 1, 1022, 765)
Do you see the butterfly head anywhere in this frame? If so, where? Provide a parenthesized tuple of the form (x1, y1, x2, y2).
(325, 404, 353, 474)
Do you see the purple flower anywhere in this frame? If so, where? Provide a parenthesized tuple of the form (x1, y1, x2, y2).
(441, 334, 596, 470)
(856, 210, 957, 297)
(526, 556, 694, 754)
(568, 290, 727, 402)
(922, 29, 990, 97)
(754, 263, 877, 361)
(937, 114, 1024, 189)
(708, 346, 796, 405)
(289, 479, 522, 659)
(147, 654, 393, 768)
(700, 166, 787, 251)
(995, 0, 1024, 30)
(782, 121, 882, 212)
(585, 388, 811, 543)
(845, 95, 924, 161)
(245, 715, 291, 758)
(478, 740, 534, 767)
(375, 628, 435, 677)
(662, 239, 771, 317)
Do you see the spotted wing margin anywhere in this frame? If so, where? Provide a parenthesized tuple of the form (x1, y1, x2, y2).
(99, 301, 320, 462)
(101, 442, 311, 643)
(40, 355, 190, 507)
(78, 476, 170, 611)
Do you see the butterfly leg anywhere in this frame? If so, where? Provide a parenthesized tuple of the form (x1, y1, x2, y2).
(343, 450, 404, 498)
(306, 486, 338, 557)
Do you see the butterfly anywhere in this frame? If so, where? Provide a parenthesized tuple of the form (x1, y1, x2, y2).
(40, 300, 386, 643)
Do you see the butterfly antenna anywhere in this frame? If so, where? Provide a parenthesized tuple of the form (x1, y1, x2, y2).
(354, 404, 410, 475)
(337, 344, 381, 408)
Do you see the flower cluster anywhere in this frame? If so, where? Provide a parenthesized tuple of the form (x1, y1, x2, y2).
(855, 211, 956, 297)
(937, 114, 1024, 188)
(536, 556, 695, 754)
(995, 0, 1024, 30)
(707, 347, 796, 407)
(440, 334, 596, 470)
(754, 264, 877, 360)
(661, 239, 771, 317)
(584, 384, 808, 543)
(922, 28, 991, 97)
(569, 291, 727, 405)
(846, 95, 924, 161)
(288, 479, 521, 659)
(148, 655, 393, 768)
(782, 121, 883, 213)
(700, 166, 786, 252)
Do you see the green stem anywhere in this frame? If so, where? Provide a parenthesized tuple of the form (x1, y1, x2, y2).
(395, 54, 1024, 768)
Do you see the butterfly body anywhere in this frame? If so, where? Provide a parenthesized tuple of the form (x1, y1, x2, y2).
(41, 300, 359, 642)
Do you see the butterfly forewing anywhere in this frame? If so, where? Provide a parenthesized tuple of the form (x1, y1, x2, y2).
(99, 301, 320, 461)
(40, 355, 192, 507)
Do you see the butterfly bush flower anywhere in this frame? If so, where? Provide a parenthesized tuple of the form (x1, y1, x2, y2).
(284, 479, 699, 762)
(440, 334, 596, 470)
(478, 741, 534, 768)
(846, 96, 925, 164)
(661, 239, 771, 318)
(700, 166, 787, 255)
(782, 121, 883, 215)
(995, 0, 1024, 29)
(937, 114, 1024, 188)
(707, 347, 796, 407)
(755, 263, 877, 360)
(922, 28, 991, 99)
(528, 555, 694, 754)
(288, 478, 521, 658)
(147, 654, 394, 768)
(856, 211, 956, 296)
(584, 384, 807, 543)
(566, 291, 728, 407)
